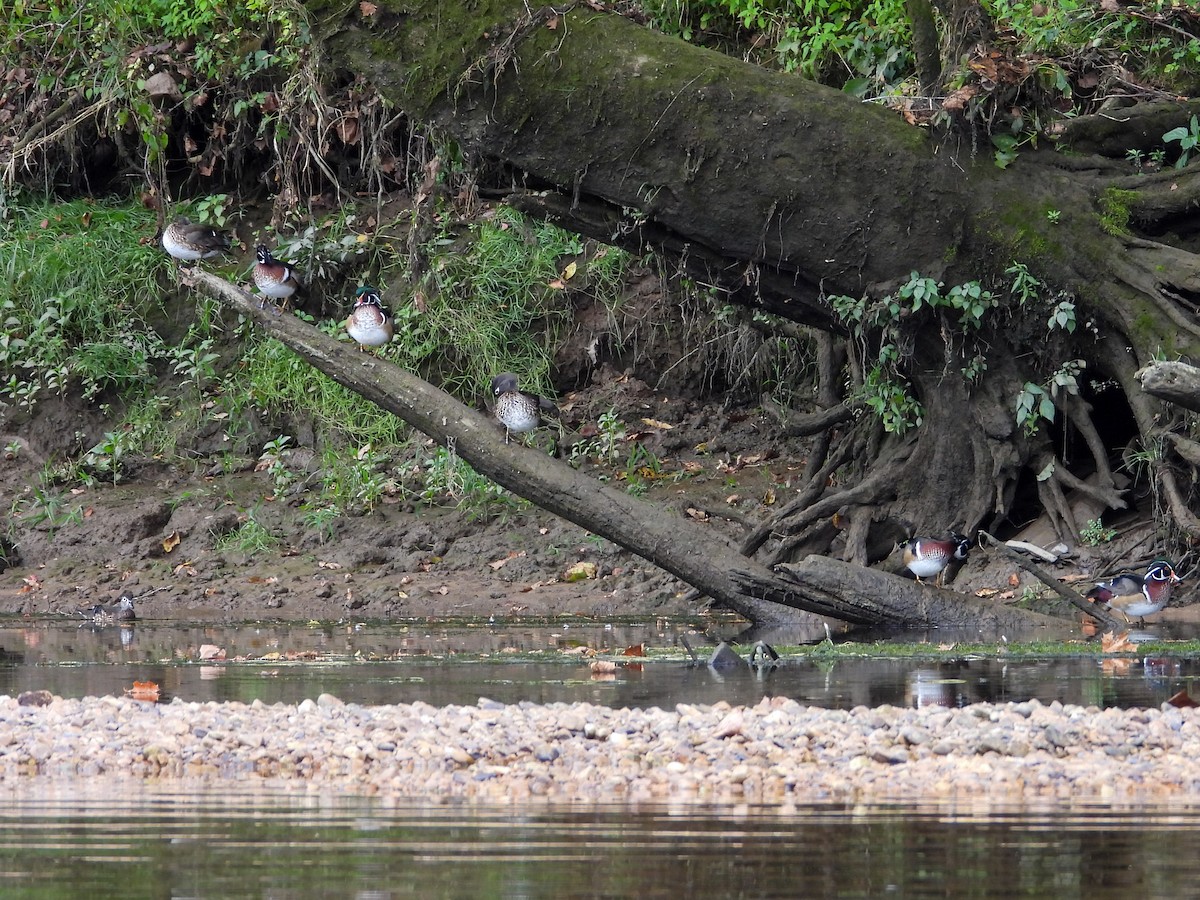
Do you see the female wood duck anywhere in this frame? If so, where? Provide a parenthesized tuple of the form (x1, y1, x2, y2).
(900, 532, 971, 586)
(490, 372, 558, 443)
(345, 286, 394, 349)
(1086, 559, 1181, 623)
(161, 216, 231, 262)
(253, 245, 303, 310)
(79, 594, 137, 624)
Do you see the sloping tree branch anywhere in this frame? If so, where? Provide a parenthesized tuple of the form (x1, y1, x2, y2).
(186, 268, 1062, 631)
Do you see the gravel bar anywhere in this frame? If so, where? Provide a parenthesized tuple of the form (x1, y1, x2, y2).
(3, 693, 1198, 804)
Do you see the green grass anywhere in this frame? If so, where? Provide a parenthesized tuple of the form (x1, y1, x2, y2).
(0, 196, 169, 407)
(212, 508, 279, 553)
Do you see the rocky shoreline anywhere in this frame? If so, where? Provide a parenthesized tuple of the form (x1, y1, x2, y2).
(3, 692, 1198, 805)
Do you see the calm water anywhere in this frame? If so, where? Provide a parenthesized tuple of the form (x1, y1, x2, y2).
(0, 616, 1197, 710)
(4, 616, 1200, 898)
(2, 783, 1200, 899)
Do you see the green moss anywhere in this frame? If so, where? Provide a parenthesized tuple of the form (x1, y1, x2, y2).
(1099, 188, 1138, 236)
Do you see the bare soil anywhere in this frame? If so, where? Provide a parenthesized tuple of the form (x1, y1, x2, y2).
(0, 366, 801, 624)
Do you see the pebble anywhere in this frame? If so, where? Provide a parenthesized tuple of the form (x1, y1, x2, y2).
(2, 694, 1200, 804)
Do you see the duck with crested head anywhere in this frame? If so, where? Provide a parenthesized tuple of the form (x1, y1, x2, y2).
(1086, 559, 1181, 625)
(899, 532, 971, 587)
(345, 286, 394, 349)
(253, 245, 303, 311)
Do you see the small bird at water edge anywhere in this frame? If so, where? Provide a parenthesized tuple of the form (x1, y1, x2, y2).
(1085, 559, 1181, 625)
(79, 594, 137, 625)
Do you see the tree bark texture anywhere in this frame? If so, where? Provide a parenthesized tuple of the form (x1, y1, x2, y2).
(300, 0, 1200, 609)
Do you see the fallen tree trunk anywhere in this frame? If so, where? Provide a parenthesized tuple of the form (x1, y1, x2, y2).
(733, 556, 1072, 633)
(188, 268, 1066, 630)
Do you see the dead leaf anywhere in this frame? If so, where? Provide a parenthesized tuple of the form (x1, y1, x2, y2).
(20, 574, 41, 593)
(336, 115, 360, 145)
(685, 507, 710, 522)
(162, 531, 181, 553)
(623, 643, 645, 657)
(589, 659, 617, 673)
(562, 645, 597, 657)
(488, 550, 527, 570)
(1101, 631, 1136, 654)
(974, 587, 1000, 598)
(125, 680, 161, 702)
(198, 644, 226, 661)
(1007, 573, 1021, 587)
(1168, 689, 1199, 709)
(763, 488, 776, 506)
(937, 643, 956, 651)
(173, 563, 197, 577)
(561, 260, 576, 280)
(640, 417, 673, 430)
(360, 0, 378, 13)
(564, 561, 597, 582)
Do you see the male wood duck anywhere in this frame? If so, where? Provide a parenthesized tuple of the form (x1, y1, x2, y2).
(79, 594, 137, 625)
(253, 245, 303, 310)
(490, 372, 558, 443)
(161, 216, 231, 262)
(345, 286, 394, 349)
(1086, 559, 1181, 624)
(900, 532, 971, 586)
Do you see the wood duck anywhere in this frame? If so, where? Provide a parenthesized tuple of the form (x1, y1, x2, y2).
(253, 245, 303, 310)
(900, 532, 970, 586)
(1086, 559, 1181, 624)
(345, 286, 394, 349)
(161, 216, 231, 262)
(490, 372, 558, 443)
(79, 594, 137, 624)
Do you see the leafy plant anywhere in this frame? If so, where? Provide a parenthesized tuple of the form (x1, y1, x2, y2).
(1163, 114, 1200, 169)
(1048, 297, 1077, 333)
(1080, 518, 1117, 546)
(1015, 359, 1084, 436)
(212, 508, 279, 553)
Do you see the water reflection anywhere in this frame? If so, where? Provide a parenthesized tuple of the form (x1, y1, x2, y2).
(1, 782, 1200, 898)
(1, 617, 1198, 711)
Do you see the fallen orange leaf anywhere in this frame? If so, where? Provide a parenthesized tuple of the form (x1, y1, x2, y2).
(162, 531, 181, 553)
(1101, 631, 1136, 654)
(125, 680, 161, 702)
(623, 643, 645, 657)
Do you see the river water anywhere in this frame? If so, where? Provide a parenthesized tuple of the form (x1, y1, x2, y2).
(2, 615, 1199, 898)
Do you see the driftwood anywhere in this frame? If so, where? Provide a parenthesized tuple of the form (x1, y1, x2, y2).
(1137, 361, 1200, 413)
(187, 268, 1076, 631)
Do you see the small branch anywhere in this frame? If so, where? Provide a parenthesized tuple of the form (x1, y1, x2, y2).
(978, 531, 1123, 630)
